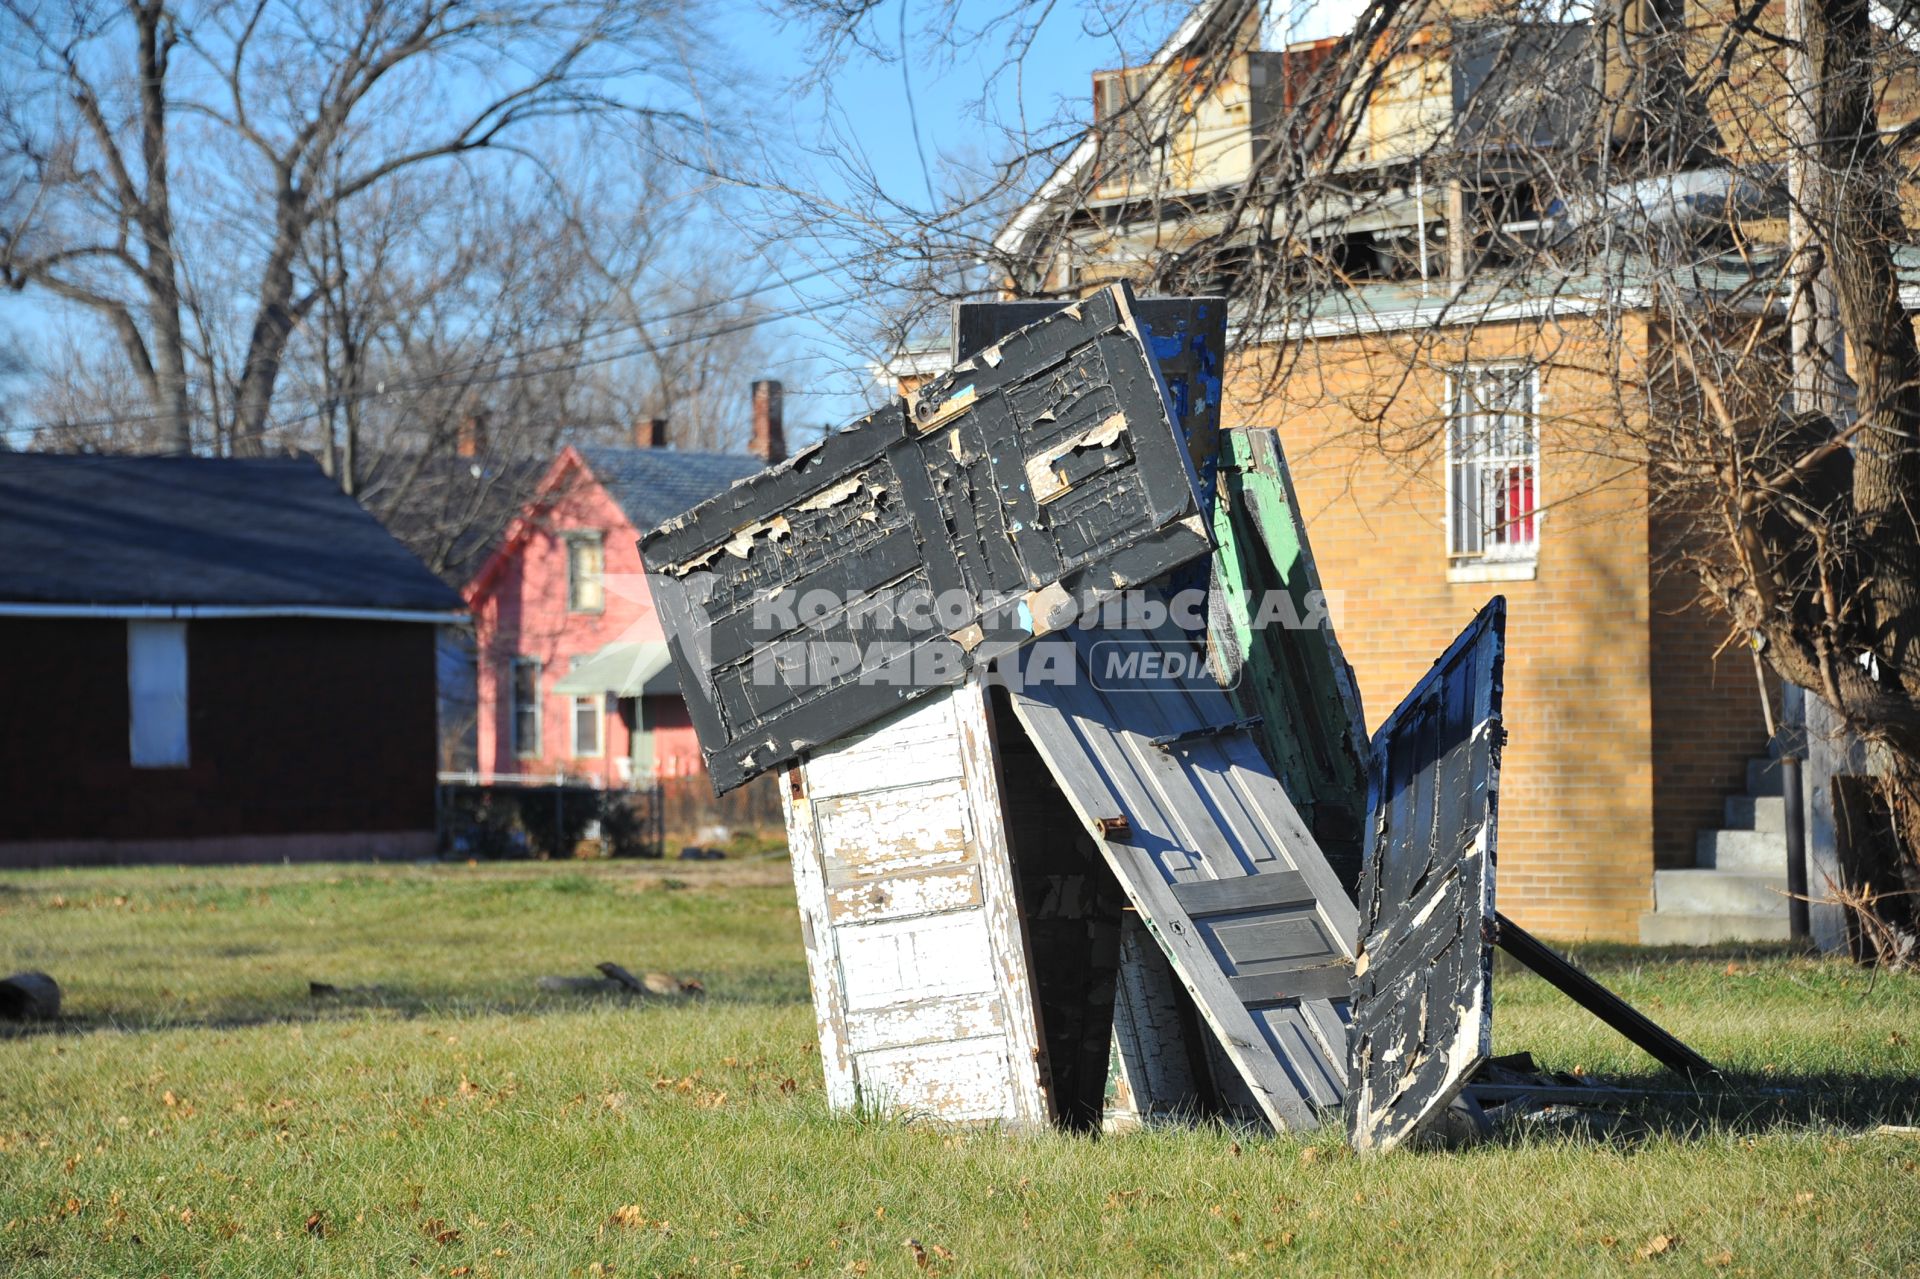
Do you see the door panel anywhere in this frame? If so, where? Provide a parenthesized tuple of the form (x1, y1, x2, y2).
(645, 284, 1210, 793)
(1348, 598, 1506, 1153)
(1005, 621, 1358, 1131)
(781, 683, 1052, 1126)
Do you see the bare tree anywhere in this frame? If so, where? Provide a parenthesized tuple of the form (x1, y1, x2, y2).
(256, 153, 783, 581)
(772, 0, 1920, 948)
(1, 0, 716, 454)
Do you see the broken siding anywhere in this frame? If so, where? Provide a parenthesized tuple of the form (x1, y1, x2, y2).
(1348, 598, 1506, 1154)
(643, 284, 1211, 793)
(1003, 620, 1359, 1131)
(781, 683, 1052, 1125)
(1209, 428, 1371, 892)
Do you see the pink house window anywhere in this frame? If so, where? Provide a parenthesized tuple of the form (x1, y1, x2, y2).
(511, 658, 542, 758)
(566, 533, 605, 613)
(1447, 365, 1539, 562)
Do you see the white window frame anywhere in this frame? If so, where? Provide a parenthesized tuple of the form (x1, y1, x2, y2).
(511, 657, 542, 759)
(1445, 364, 1542, 567)
(128, 620, 190, 768)
(565, 532, 605, 614)
(572, 694, 604, 758)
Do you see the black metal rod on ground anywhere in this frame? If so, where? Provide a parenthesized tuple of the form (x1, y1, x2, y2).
(1495, 913, 1718, 1079)
(1781, 756, 1811, 943)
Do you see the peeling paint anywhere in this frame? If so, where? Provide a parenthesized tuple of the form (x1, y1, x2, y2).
(781, 683, 1053, 1129)
(1007, 616, 1359, 1133)
(1348, 599, 1506, 1155)
(642, 283, 1211, 794)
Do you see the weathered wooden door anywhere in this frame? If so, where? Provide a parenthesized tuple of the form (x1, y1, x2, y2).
(643, 283, 1210, 793)
(1348, 598, 1506, 1153)
(1208, 428, 1371, 892)
(1004, 621, 1359, 1132)
(780, 681, 1052, 1125)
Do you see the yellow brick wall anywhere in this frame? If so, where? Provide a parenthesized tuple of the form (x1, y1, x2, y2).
(1647, 518, 1776, 872)
(1226, 316, 1665, 939)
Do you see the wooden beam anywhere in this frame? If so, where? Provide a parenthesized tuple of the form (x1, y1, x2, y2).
(1495, 914, 1718, 1079)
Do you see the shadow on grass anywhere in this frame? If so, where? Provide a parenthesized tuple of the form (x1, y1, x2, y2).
(0, 967, 811, 1040)
(1478, 1068, 1920, 1146)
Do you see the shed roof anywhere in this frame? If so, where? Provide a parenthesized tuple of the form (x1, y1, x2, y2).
(572, 446, 766, 535)
(0, 453, 465, 614)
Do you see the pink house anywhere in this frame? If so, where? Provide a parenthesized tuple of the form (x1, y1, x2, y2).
(466, 389, 782, 785)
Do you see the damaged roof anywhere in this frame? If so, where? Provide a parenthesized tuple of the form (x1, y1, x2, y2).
(0, 453, 465, 614)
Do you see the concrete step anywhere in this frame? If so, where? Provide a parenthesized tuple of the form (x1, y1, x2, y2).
(1724, 793, 1786, 833)
(1654, 868, 1789, 916)
(1746, 757, 1784, 796)
(1639, 911, 1793, 945)
(1696, 827, 1787, 872)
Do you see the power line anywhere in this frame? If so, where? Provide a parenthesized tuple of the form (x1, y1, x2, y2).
(5, 285, 866, 442)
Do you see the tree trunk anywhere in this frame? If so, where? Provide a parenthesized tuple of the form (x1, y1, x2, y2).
(134, 1, 191, 454)
(230, 193, 308, 456)
(1809, 0, 1920, 708)
(1785, 0, 1856, 419)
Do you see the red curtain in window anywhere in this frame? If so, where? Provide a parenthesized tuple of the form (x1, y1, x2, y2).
(1502, 465, 1535, 546)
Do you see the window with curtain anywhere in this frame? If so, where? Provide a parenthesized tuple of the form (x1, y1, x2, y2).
(567, 534, 605, 612)
(1447, 366, 1539, 562)
(128, 621, 189, 768)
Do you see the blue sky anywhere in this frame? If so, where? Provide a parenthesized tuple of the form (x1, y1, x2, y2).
(721, 0, 1178, 434)
(0, 0, 1184, 448)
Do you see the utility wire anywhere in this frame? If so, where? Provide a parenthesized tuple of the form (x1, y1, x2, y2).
(5, 273, 864, 442)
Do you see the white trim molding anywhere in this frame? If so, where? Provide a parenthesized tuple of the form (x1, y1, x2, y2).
(1447, 560, 1538, 584)
(0, 603, 467, 623)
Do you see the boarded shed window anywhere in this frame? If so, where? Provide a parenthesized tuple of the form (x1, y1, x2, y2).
(1447, 366, 1539, 561)
(512, 658, 542, 758)
(567, 534, 605, 613)
(128, 621, 189, 768)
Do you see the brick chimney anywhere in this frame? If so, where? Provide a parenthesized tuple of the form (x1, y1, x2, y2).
(456, 409, 488, 458)
(634, 416, 668, 449)
(750, 380, 785, 464)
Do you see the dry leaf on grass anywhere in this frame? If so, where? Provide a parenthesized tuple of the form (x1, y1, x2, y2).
(1635, 1233, 1678, 1260)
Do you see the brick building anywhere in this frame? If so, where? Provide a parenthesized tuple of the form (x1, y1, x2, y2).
(977, 0, 1833, 938)
(1222, 314, 1765, 939)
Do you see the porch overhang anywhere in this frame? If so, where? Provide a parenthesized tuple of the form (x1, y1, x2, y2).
(553, 641, 680, 697)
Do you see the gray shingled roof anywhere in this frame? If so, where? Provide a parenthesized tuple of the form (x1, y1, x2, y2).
(573, 446, 766, 535)
(0, 454, 466, 612)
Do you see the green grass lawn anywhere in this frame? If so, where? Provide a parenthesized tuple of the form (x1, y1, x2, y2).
(3, 860, 1918, 1278)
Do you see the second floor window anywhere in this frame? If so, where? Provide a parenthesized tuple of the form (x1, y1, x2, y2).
(1447, 366, 1539, 562)
(567, 534, 605, 612)
(511, 658, 541, 758)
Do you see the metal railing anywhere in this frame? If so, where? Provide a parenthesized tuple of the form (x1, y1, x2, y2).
(434, 773, 665, 859)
